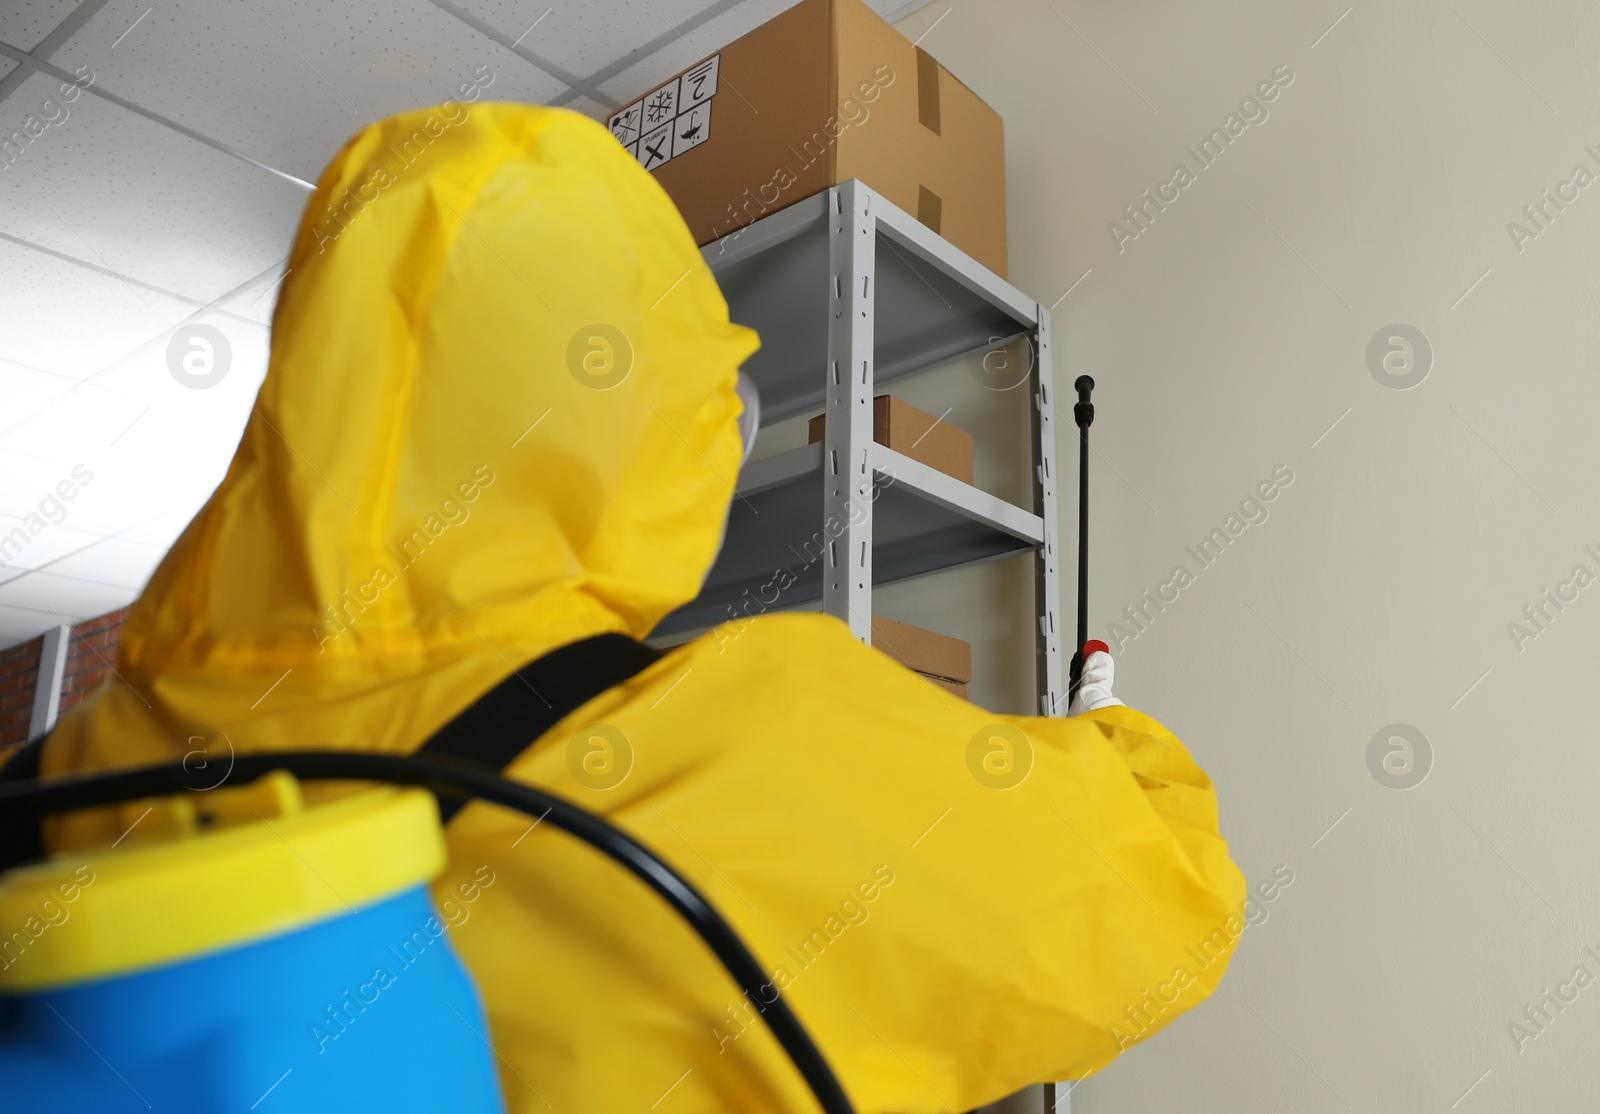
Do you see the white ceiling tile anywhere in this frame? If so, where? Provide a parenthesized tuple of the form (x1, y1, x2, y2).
(0, 236, 198, 382)
(0, 69, 307, 302)
(0, 57, 17, 80)
(0, 0, 80, 51)
(564, 95, 609, 123)
(594, 0, 795, 106)
(0, 513, 103, 575)
(51, 0, 568, 183)
(0, 602, 68, 640)
(449, 0, 735, 81)
(215, 263, 289, 327)
(0, 569, 137, 621)
(868, 0, 932, 19)
(589, 0, 935, 105)
(37, 534, 165, 590)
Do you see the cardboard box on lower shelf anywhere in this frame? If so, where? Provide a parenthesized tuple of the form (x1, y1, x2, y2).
(809, 395, 973, 485)
(871, 615, 971, 685)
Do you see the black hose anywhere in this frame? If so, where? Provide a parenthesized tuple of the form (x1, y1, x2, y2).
(0, 752, 855, 1114)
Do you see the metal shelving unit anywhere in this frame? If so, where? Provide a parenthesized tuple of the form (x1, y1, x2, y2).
(656, 179, 1064, 718)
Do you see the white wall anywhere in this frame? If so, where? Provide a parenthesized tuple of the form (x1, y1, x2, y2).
(892, 1, 1600, 1109)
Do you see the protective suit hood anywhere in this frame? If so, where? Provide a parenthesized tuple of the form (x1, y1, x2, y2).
(39, 104, 1248, 1114)
(49, 102, 758, 771)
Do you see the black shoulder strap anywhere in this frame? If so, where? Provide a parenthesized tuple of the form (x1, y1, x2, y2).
(0, 633, 664, 870)
(0, 735, 47, 871)
(416, 632, 663, 821)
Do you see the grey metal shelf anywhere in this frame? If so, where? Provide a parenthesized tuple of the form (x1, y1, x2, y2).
(704, 189, 1040, 424)
(653, 442, 1044, 636)
(654, 180, 1064, 716)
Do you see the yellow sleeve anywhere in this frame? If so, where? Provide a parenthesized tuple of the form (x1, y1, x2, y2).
(990, 703, 1248, 1078)
(1077, 703, 1227, 847)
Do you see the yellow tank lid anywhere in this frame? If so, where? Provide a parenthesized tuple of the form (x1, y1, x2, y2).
(0, 772, 445, 992)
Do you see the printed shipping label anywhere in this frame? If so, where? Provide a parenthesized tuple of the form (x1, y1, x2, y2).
(611, 54, 719, 172)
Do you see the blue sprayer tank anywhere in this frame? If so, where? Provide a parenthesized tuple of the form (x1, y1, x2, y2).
(0, 770, 507, 1112)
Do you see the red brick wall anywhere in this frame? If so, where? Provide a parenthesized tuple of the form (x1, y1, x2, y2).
(58, 609, 130, 718)
(0, 608, 130, 750)
(0, 636, 45, 748)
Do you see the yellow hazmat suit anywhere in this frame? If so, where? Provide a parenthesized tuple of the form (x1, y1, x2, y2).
(38, 103, 1246, 1111)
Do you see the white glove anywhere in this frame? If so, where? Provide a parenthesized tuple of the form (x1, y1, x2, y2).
(1069, 641, 1124, 715)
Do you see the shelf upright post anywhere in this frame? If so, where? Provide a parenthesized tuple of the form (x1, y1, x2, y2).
(1031, 307, 1065, 716)
(821, 181, 878, 643)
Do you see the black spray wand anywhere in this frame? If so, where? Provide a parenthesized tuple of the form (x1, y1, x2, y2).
(1067, 375, 1094, 704)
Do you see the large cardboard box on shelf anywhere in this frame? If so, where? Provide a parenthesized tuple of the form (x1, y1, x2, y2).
(871, 616, 971, 699)
(606, 0, 1008, 276)
(807, 395, 973, 485)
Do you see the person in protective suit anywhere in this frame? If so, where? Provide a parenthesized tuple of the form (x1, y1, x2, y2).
(24, 103, 1246, 1112)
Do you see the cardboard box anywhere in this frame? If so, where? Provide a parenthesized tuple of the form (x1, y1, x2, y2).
(808, 395, 973, 485)
(607, 0, 1008, 276)
(872, 615, 971, 683)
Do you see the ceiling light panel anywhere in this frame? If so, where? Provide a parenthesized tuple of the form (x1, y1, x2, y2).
(0, 363, 75, 424)
(0, 512, 102, 575)
(0, 235, 197, 383)
(0, 446, 86, 517)
(28, 312, 269, 539)
(0, 382, 147, 466)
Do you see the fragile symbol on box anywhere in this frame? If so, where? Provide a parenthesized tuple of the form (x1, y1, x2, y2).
(609, 54, 719, 173)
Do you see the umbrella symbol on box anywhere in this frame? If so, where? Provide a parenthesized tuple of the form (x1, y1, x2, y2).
(671, 104, 710, 157)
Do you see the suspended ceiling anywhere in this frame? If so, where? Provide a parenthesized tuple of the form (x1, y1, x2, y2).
(0, 0, 937, 646)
